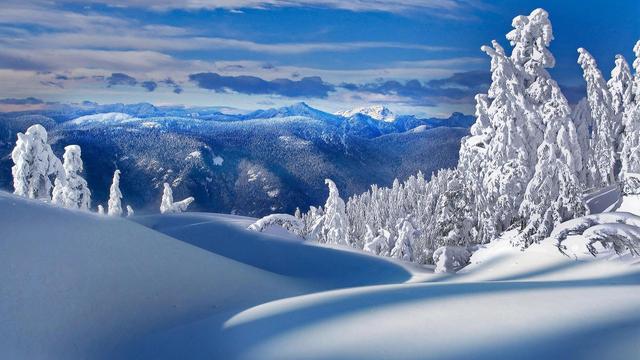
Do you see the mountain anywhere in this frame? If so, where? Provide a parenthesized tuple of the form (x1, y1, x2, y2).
(0, 102, 472, 217)
(336, 105, 397, 122)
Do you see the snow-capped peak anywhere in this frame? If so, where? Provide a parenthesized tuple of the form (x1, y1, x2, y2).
(71, 112, 136, 125)
(336, 105, 397, 122)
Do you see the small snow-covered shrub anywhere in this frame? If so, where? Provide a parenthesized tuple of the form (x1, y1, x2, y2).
(160, 183, 194, 214)
(248, 214, 304, 236)
(551, 212, 640, 257)
(432, 246, 472, 273)
(622, 174, 640, 195)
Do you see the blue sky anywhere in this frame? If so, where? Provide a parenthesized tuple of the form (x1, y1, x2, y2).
(0, 0, 638, 116)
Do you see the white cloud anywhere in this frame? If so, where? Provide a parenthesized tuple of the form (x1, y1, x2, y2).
(66, 0, 468, 15)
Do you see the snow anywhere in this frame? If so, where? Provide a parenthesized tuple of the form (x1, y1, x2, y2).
(2, 190, 640, 359)
(336, 105, 397, 122)
(70, 112, 136, 125)
(213, 155, 224, 166)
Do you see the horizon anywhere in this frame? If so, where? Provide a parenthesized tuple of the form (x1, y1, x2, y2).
(1, 0, 638, 117)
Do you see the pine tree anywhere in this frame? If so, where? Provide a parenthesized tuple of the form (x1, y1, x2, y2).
(478, 40, 533, 239)
(11, 124, 63, 200)
(160, 183, 194, 214)
(519, 84, 586, 245)
(51, 145, 91, 210)
(390, 219, 417, 262)
(107, 169, 123, 216)
(571, 98, 594, 187)
(578, 47, 618, 186)
(320, 179, 349, 245)
(621, 41, 640, 179)
(608, 55, 634, 117)
(126, 205, 134, 217)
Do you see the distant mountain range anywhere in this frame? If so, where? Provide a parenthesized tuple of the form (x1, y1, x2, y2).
(0, 102, 474, 216)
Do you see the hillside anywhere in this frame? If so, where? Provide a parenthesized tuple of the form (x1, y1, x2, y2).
(0, 103, 471, 216)
(1, 190, 639, 359)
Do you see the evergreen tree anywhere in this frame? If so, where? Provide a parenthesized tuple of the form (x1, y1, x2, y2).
(51, 145, 91, 210)
(578, 47, 618, 186)
(320, 179, 349, 245)
(160, 183, 194, 214)
(11, 124, 63, 200)
(107, 169, 123, 216)
(621, 41, 640, 178)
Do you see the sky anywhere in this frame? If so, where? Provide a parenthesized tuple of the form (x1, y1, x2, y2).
(0, 0, 638, 117)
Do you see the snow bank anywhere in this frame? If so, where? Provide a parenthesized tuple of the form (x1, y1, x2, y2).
(0, 191, 300, 358)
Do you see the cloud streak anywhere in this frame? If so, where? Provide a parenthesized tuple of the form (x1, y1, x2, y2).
(189, 72, 335, 97)
(340, 70, 491, 106)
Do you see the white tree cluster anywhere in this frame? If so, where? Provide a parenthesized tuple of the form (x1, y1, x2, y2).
(287, 9, 640, 265)
(11, 125, 140, 215)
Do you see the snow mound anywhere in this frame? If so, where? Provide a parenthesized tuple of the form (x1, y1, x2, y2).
(336, 105, 397, 122)
(132, 212, 412, 288)
(0, 191, 300, 358)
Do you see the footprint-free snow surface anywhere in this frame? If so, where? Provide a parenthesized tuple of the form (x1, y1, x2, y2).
(1, 191, 639, 359)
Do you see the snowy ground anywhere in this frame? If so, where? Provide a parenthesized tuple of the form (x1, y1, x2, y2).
(1, 190, 639, 359)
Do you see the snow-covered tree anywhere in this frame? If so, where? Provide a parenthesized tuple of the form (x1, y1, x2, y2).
(364, 227, 391, 257)
(578, 47, 619, 186)
(301, 205, 324, 242)
(126, 205, 134, 217)
(608, 55, 634, 116)
(390, 219, 417, 262)
(621, 41, 640, 178)
(107, 169, 123, 216)
(434, 170, 474, 247)
(11, 124, 63, 200)
(571, 98, 594, 186)
(248, 213, 304, 237)
(97, 204, 105, 215)
(51, 145, 91, 210)
(160, 183, 194, 214)
(319, 179, 349, 245)
(519, 83, 587, 245)
(477, 40, 533, 240)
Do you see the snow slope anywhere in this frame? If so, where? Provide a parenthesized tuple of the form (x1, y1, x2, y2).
(2, 190, 640, 359)
(0, 191, 413, 358)
(0, 192, 305, 358)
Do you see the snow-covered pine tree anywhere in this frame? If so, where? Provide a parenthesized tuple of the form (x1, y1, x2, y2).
(300, 205, 324, 241)
(571, 98, 594, 187)
(608, 55, 634, 117)
(578, 47, 619, 187)
(160, 183, 195, 214)
(126, 205, 134, 217)
(519, 83, 587, 245)
(390, 219, 417, 262)
(107, 169, 123, 216)
(320, 179, 349, 245)
(433, 169, 474, 248)
(11, 124, 63, 200)
(621, 41, 640, 181)
(478, 40, 533, 240)
(51, 145, 91, 210)
(97, 204, 105, 215)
